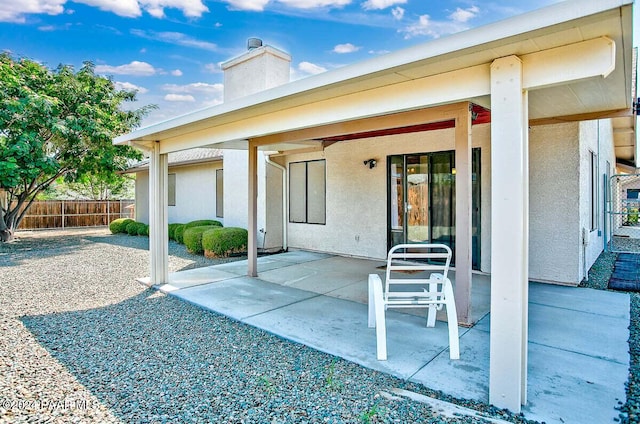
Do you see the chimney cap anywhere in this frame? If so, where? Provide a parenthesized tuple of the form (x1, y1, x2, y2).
(247, 38, 263, 50)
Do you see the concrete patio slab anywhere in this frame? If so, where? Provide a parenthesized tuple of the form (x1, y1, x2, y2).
(244, 293, 469, 380)
(153, 251, 630, 424)
(173, 276, 319, 321)
(410, 325, 490, 402)
(524, 340, 628, 424)
(206, 256, 295, 275)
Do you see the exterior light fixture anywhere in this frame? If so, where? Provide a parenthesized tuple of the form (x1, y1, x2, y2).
(363, 159, 377, 169)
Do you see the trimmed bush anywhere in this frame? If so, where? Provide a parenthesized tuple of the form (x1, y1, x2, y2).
(137, 223, 149, 236)
(168, 223, 183, 241)
(202, 227, 248, 258)
(185, 219, 222, 229)
(183, 225, 217, 254)
(109, 218, 134, 234)
(174, 224, 187, 244)
(126, 221, 141, 235)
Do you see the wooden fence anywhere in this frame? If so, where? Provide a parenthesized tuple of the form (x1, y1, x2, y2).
(16, 200, 135, 230)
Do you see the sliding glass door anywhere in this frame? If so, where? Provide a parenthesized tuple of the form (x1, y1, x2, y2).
(388, 149, 480, 268)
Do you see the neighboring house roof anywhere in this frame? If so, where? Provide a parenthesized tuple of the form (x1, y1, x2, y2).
(114, 0, 636, 166)
(124, 148, 223, 173)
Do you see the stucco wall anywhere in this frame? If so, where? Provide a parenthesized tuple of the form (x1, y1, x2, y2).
(135, 172, 150, 224)
(281, 126, 491, 267)
(219, 118, 612, 285)
(223, 150, 269, 248)
(528, 123, 581, 284)
(222, 46, 291, 102)
(580, 119, 615, 279)
(135, 161, 223, 225)
(527, 119, 614, 285)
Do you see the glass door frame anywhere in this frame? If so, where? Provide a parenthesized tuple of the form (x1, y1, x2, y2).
(387, 149, 481, 269)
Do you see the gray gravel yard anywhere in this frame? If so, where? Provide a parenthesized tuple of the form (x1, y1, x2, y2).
(0, 228, 618, 423)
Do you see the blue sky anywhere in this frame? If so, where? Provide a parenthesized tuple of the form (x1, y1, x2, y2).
(1, 0, 636, 126)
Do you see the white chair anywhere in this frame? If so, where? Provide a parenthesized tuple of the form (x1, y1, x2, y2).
(368, 243, 459, 360)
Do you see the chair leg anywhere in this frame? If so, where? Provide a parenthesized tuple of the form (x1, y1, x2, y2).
(426, 282, 437, 327)
(369, 275, 387, 361)
(443, 279, 460, 360)
(368, 274, 377, 328)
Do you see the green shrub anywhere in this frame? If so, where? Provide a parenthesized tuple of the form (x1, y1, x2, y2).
(109, 218, 134, 234)
(174, 224, 187, 244)
(185, 219, 223, 229)
(202, 227, 248, 258)
(168, 223, 183, 241)
(126, 221, 141, 235)
(137, 223, 149, 236)
(183, 225, 217, 254)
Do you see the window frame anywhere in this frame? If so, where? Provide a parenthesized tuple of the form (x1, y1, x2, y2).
(168, 173, 176, 207)
(216, 169, 224, 218)
(589, 151, 598, 231)
(289, 159, 326, 225)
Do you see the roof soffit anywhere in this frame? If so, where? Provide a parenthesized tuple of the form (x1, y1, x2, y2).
(115, 1, 633, 146)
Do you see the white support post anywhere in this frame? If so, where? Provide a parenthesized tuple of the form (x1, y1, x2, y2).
(454, 103, 473, 325)
(489, 55, 529, 412)
(248, 140, 258, 277)
(149, 141, 169, 285)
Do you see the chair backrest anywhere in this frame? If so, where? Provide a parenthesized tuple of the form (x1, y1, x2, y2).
(384, 243, 452, 299)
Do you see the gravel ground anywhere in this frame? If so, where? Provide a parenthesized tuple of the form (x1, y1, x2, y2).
(2, 227, 637, 424)
(0, 228, 536, 424)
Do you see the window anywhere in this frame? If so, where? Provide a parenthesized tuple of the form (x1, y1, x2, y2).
(289, 160, 326, 224)
(216, 169, 224, 218)
(589, 151, 597, 230)
(168, 173, 176, 206)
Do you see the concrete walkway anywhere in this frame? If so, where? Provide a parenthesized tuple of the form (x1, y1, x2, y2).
(141, 251, 630, 424)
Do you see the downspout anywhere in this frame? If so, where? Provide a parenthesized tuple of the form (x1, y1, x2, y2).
(265, 154, 288, 251)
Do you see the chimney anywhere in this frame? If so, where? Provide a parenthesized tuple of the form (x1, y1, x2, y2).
(221, 38, 291, 102)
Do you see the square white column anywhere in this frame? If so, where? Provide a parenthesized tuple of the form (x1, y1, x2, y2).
(149, 141, 169, 284)
(489, 55, 529, 412)
(248, 141, 258, 277)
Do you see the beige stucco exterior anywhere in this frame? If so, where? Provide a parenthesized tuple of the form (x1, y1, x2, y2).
(116, 1, 635, 412)
(135, 161, 223, 225)
(250, 119, 614, 286)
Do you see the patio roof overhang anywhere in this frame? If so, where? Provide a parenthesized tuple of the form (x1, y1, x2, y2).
(124, 0, 637, 415)
(114, 0, 636, 165)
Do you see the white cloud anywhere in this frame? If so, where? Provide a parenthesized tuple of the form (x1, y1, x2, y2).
(131, 29, 219, 51)
(391, 6, 403, 20)
(0, 0, 207, 22)
(400, 14, 468, 39)
(170, 69, 183, 76)
(368, 49, 390, 55)
(74, 0, 141, 17)
(164, 94, 196, 102)
(95, 61, 157, 76)
(138, 0, 208, 18)
(223, 0, 269, 11)
(278, 0, 350, 8)
(449, 5, 479, 23)
(114, 81, 149, 94)
(224, 0, 352, 10)
(361, 0, 405, 11)
(0, 0, 65, 23)
(204, 63, 222, 74)
(161, 82, 223, 94)
(298, 61, 327, 75)
(333, 43, 360, 54)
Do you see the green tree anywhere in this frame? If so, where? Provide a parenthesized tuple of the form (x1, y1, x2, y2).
(0, 53, 153, 241)
(40, 173, 136, 201)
